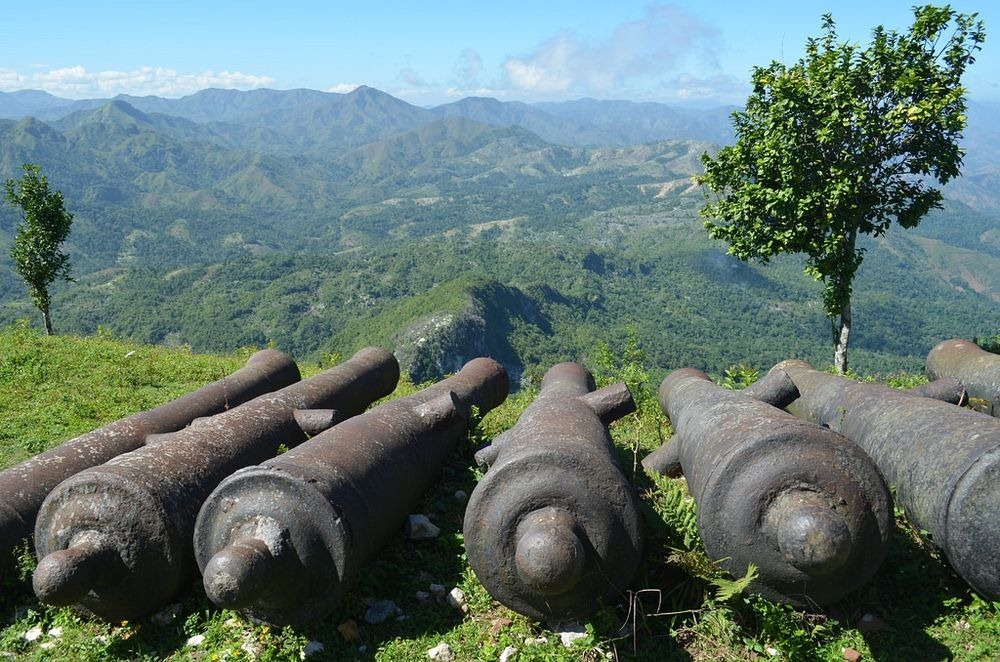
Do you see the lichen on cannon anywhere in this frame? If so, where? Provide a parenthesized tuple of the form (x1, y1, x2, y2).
(649, 368, 892, 606)
(463, 362, 643, 622)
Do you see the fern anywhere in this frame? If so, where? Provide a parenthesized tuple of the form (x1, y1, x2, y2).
(710, 563, 759, 602)
(647, 470, 701, 551)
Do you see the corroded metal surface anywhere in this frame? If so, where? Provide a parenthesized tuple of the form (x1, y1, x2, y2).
(32, 347, 398, 621)
(464, 362, 643, 622)
(779, 358, 1000, 601)
(926, 338, 999, 415)
(0, 349, 300, 574)
(642, 367, 801, 477)
(654, 368, 892, 606)
(907, 377, 968, 406)
(194, 357, 508, 627)
(742, 366, 800, 408)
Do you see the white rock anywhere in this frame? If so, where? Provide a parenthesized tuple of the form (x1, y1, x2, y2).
(446, 587, 467, 610)
(524, 636, 548, 645)
(23, 626, 43, 642)
(499, 645, 519, 661)
(427, 642, 455, 661)
(185, 634, 206, 647)
(407, 514, 441, 540)
(553, 621, 588, 647)
(415, 590, 432, 602)
(39, 642, 55, 650)
(429, 583, 448, 597)
(46, 627, 63, 638)
(301, 641, 325, 658)
(364, 599, 400, 624)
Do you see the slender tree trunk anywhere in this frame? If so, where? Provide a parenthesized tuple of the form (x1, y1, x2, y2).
(833, 299, 851, 374)
(41, 307, 53, 336)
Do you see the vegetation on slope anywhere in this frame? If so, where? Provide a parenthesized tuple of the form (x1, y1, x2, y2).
(1, 327, 998, 661)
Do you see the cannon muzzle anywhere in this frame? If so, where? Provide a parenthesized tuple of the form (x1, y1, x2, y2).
(194, 357, 509, 627)
(32, 347, 398, 621)
(652, 368, 892, 606)
(464, 362, 643, 622)
(779, 358, 1000, 601)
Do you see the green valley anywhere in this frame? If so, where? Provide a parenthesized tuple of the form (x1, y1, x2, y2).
(0, 87, 997, 383)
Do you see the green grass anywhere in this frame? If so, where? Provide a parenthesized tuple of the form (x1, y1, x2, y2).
(1, 326, 997, 660)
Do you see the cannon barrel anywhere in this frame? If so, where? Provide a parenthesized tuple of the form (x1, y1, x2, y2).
(463, 362, 643, 622)
(926, 338, 999, 415)
(31, 347, 398, 621)
(779, 358, 1000, 600)
(641, 366, 801, 477)
(0, 349, 300, 574)
(194, 357, 508, 627)
(653, 368, 892, 606)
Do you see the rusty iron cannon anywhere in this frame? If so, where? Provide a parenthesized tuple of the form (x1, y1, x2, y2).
(649, 368, 892, 606)
(0, 349, 300, 575)
(642, 365, 801, 477)
(31, 347, 398, 621)
(463, 362, 642, 622)
(642, 368, 966, 478)
(194, 357, 508, 627)
(778, 358, 1000, 600)
(926, 338, 998, 415)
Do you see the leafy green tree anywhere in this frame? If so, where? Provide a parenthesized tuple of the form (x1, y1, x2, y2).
(698, 5, 985, 373)
(4, 163, 75, 335)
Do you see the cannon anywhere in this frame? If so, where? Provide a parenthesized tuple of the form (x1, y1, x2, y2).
(641, 365, 801, 477)
(778, 358, 1000, 601)
(926, 338, 999, 415)
(650, 368, 892, 606)
(0, 349, 300, 575)
(194, 357, 508, 627)
(463, 362, 642, 622)
(642, 368, 966, 478)
(31, 347, 398, 621)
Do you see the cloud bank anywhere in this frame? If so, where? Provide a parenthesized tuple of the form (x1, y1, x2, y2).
(501, 3, 721, 99)
(0, 66, 275, 98)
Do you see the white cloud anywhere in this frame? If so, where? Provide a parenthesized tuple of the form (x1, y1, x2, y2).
(398, 68, 428, 88)
(0, 68, 27, 88)
(502, 3, 719, 98)
(0, 65, 275, 98)
(455, 48, 483, 82)
(664, 73, 747, 102)
(327, 82, 362, 94)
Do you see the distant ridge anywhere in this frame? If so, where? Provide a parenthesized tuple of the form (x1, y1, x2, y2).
(0, 86, 736, 148)
(0, 86, 996, 379)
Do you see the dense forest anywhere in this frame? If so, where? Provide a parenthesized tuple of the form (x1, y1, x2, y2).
(0, 87, 997, 383)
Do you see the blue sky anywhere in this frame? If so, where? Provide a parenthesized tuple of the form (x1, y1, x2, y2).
(0, 1, 995, 105)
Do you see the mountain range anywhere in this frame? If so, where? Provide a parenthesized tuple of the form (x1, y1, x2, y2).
(0, 85, 997, 381)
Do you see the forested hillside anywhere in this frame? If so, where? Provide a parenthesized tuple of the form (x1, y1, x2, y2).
(0, 87, 997, 382)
